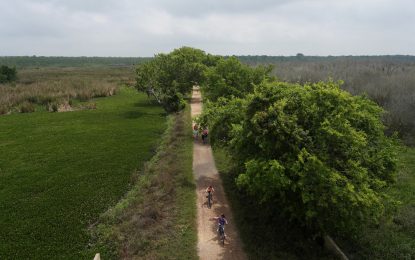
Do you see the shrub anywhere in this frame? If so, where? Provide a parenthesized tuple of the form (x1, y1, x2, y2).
(77, 91, 92, 101)
(20, 102, 35, 113)
(0, 66, 17, 83)
(0, 105, 9, 115)
(48, 102, 58, 112)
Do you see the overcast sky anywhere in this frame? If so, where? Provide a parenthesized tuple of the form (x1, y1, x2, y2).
(1, 0, 414, 56)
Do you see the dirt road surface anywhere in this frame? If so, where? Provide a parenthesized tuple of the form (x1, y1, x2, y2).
(191, 87, 247, 260)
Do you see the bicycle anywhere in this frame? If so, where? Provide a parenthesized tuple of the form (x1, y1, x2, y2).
(218, 224, 225, 245)
(206, 191, 213, 208)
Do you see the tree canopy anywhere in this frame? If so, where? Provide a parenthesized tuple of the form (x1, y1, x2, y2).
(203, 56, 273, 101)
(200, 79, 398, 235)
(135, 47, 214, 112)
(136, 47, 398, 235)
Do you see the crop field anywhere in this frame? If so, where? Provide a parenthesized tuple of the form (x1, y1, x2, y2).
(0, 86, 166, 259)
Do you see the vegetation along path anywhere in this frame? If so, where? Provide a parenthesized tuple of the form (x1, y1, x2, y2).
(191, 87, 247, 260)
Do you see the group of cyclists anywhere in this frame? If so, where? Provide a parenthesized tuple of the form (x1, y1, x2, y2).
(206, 185, 228, 244)
(193, 123, 228, 244)
(193, 124, 209, 144)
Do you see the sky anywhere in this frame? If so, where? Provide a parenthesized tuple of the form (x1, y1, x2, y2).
(0, 0, 414, 56)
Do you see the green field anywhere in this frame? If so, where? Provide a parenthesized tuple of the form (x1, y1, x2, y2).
(92, 105, 197, 259)
(0, 87, 166, 259)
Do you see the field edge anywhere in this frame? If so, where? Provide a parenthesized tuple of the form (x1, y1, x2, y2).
(87, 105, 197, 259)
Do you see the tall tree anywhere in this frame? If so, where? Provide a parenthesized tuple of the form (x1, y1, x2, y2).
(135, 47, 211, 112)
(202, 80, 398, 235)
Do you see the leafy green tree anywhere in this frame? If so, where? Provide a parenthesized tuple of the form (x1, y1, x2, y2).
(202, 57, 273, 102)
(135, 47, 210, 112)
(205, 80, 398, 235)
(197, 97, 246, 146)
(0, 65, 17, 83)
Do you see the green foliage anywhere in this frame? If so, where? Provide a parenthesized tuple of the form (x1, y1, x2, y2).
(337, 147, 415, 259)
(204, 80, 398, 236)
(0, 65, 17, 83)
(0, 88, 166, 259)
(213, 147, 336, 259)
(135, 47, 211, 113)
(203, 56, 273, 102)
(197, 97, 246, 146)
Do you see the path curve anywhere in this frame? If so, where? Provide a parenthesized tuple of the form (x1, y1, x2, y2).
(191, 87, 247, 260)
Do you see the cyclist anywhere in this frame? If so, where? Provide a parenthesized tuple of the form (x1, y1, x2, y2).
(215, 214, 228, 235)
(205, 185, 215, 207)
(193, 124, 199, 140)
(201, 128, 209, 144)
(206, 185, 215, 197)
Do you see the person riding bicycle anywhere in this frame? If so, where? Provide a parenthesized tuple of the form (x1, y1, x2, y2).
(205, 185, 215, 207)
(193, 124, 199, 140)
(206, 185, 214, 197)
(215, 214, 228, 234)
(201, 128, 209, 144)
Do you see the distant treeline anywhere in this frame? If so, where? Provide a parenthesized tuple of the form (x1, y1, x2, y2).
(3, 54, 415, 68)
(234, 54, 415, 65)
(0, 56, 151, 68)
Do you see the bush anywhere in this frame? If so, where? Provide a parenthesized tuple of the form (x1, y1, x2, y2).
(0, 65, 17, 83)
(47, 102, 59, 112)
(77, 91, 92, 101)
(0, 105, 9, 115)
(20, 102, 35, 113)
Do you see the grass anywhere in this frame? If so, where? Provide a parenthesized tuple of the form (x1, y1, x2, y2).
(0, 87, 166, 259)
(213, 147, 336, 260)
(0, 67, 135, 114)
(336, 147, 415, 259)
(90, 104, 197, 259)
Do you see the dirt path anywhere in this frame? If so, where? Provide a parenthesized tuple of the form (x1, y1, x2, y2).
(191, 87, 247, 260)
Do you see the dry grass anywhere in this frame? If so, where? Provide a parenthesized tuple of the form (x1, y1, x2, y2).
(0, 67, 135, 113)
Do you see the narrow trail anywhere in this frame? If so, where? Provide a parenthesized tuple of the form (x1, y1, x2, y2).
(191, 87, 247, 260)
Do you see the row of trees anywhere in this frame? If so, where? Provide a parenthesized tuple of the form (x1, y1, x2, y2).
(135, 47, 398, 237)
(135, 47, 215, 112)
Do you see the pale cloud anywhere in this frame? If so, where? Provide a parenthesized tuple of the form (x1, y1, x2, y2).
(0, 0, 414, 56)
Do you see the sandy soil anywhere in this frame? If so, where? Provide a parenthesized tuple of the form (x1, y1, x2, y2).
(191, 87, 247, 260)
